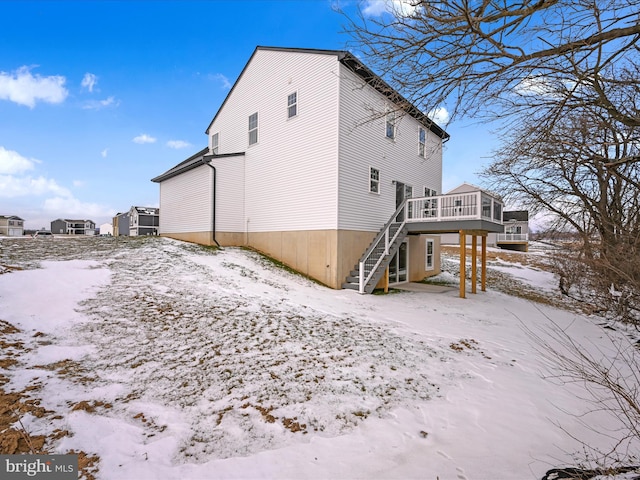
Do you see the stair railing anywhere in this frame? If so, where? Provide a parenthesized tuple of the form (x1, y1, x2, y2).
(358, 200, 408, 293)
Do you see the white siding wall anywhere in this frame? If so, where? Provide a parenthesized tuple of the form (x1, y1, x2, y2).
(337, 65, 443, 231)
(212, 155, 245, 232)
(159, 165, 212, 234)
(208, 49, 340, 232)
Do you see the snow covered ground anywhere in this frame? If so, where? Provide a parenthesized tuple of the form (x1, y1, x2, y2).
(0, 236, 638, 479)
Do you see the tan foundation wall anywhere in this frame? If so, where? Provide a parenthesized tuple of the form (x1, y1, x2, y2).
(161, 229, 440, 290)
(408, 235, 441, 281)
(247, 230, 339, 288)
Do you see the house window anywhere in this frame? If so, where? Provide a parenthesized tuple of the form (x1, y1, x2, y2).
(385, 112, 396, 139)
(212, 133, 219, 154)
(424, 187, 437, 197)
(287, 92, 297, 118)
(369, 167, 380, 194)
(425, 239, 434, 270)
(419, 128, 426, 157)
(248, 112, 258, 145)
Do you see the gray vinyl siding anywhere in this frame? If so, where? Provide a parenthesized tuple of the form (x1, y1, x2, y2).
(207, 49, 340, 232)
(337, 65, 443, 231)
(159, 164, 212, 234)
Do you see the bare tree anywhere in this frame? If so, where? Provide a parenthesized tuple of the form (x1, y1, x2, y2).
(518, 314, 640, 477)
(343, 0, 640, 129)
(481, 103, 640, 322)
(344, 0, 640, 321)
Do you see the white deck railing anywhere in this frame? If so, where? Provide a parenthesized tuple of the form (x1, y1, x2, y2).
(497, 233, 529, 242)
(405, 191, 503, 225)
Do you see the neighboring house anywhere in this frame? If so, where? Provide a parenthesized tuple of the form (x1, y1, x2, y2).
(51, 219, 96, 235)
(497, 210, 529, 252)
(99, 222, 113, 236)
(152, 46, 503, 293)
(113, 212, 130, 236)
(129, 206, 159, 236)
(440, 196, 529, 251)
(0, 215, 24, 236)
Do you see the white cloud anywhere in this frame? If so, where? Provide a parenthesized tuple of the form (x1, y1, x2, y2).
(133, 134, 157, 144)
(73, 180, 86, 188)
(0, 66, 68, 108)
(166, 140, 192, 149)
(0, 174, 71, 198)
(81, 73, 98, 92)
(82, 96, 119, 110)
(42, 196, 110, 218)
(514, 76, 564, 98)
(211, 73, 232, 90)
(428, 107, 450, 126)
(362, 0, 418, 17)
(101, 148, 108, 158)
(0, 146, 39, 174)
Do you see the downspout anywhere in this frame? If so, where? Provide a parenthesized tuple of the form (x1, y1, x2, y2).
(201, 155, 221, 248)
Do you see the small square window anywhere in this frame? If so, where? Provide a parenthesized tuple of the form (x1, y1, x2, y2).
(287, 92, 297, 118)
(249, 112, 258, 145)
(370, 167, 380, 193)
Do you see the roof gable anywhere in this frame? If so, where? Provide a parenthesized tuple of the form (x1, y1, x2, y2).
(204, 46, 449, 140)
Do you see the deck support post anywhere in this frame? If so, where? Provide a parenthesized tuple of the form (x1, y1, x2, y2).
(481, 235, 487, 292)
(459, 230, 466, 299)
(471, 235, 477, 294)
(383, 267, 389, 293)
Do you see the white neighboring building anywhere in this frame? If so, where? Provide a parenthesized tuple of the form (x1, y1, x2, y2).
(99, 223, 113, 235)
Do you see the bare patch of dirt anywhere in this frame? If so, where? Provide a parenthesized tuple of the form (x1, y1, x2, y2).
(0, 318, 101, 478)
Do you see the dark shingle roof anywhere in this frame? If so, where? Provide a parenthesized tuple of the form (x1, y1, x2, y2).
(503, 210, 529, 222)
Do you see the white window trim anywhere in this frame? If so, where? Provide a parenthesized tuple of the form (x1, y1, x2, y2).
(369, 166, 380, 194)
(385, 111, 396, 140)
(211, 132, 219, 154)
(248, 112, 258, 146)
(425, 238, 435, 271)
(287, 91, 298, 119)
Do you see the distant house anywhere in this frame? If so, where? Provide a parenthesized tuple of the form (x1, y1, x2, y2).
(497, 210, 529, 252)
(0, 215, 24, 236)
(51, 219, 96, 235)
(441, 200, 530, 252)
(129, 206, 159, 236)
(152, 46, 503, 293)
(113, 212, 130, 236)
(99, 222, 113, 236)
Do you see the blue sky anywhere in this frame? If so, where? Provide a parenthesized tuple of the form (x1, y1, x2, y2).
(1, 0, 497, 230)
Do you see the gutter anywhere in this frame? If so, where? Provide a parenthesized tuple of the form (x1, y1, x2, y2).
(201, 155, 221, 248)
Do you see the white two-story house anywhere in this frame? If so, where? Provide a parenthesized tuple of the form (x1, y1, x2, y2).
(152, 47, 503, 293)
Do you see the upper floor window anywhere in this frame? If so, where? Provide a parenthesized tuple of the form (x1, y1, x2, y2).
(248, 112, 258, 145)
(212, 133, 219, 154)
(419, 128, 426, 157)
(424, 187, 437, 197)
(385, 112, 396, 139)
(370, 167, 380, 194)
(287, 92, 297, 118)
